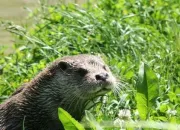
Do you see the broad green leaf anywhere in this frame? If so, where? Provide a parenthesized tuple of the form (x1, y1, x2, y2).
(135, 62, 159, 120)
(58, 108, 85, 130)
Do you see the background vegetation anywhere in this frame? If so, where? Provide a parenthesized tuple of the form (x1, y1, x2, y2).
(0, 0, 180, 129)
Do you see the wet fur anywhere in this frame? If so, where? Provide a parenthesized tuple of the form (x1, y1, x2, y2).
(0, 54, 116, 130)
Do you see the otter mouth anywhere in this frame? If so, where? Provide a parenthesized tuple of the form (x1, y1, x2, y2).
(94, 87, 111, 96)
(101, 81, 113, 89)
(82, 80, 115, 98)
(99, 87, 111, 92)
(94, 83, 113, 96)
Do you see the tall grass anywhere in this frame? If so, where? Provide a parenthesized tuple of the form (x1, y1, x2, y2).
(0, 0, 179, 129)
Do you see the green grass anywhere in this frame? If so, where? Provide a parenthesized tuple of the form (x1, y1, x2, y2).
(0, 0, 180, 129)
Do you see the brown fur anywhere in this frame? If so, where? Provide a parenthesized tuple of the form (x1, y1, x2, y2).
(0, 54, 116, 130)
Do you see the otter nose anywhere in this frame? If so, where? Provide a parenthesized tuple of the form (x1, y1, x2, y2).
(95, 73, 109, 81)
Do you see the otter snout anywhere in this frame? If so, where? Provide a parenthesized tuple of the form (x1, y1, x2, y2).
(95, 73, 108, 81)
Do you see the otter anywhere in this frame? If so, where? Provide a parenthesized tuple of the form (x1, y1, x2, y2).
(0, 54, 117, 130)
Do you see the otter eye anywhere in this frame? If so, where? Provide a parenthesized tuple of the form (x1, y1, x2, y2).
(58, 61, 68, 71)
(103, 65, 107, 71)
(77, 68, 88, 77)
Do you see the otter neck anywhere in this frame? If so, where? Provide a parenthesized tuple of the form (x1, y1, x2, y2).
(26, 80, 88, 121)
(57, 90, 88, 121)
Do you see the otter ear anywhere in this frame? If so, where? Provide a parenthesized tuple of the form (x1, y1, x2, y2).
(58, 61, 69, 71)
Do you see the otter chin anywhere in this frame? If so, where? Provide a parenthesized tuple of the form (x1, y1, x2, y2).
(0, 54, 117, 130)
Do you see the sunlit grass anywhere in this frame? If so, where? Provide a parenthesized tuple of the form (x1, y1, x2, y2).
(0, 0, 180, 129)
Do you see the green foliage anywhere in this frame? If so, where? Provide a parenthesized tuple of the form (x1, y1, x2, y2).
(58, 108, 85, 130)
(85, 110, 103, 130)
(135, 62, 159, 120)
(0, 0, 180, 129)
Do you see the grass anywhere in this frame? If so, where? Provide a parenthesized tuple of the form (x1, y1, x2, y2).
(0, 0, 180, 129)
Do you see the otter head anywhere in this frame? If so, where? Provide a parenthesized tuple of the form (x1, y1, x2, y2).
(50, 54, 116, 101)
(24, 54, 118, 121)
